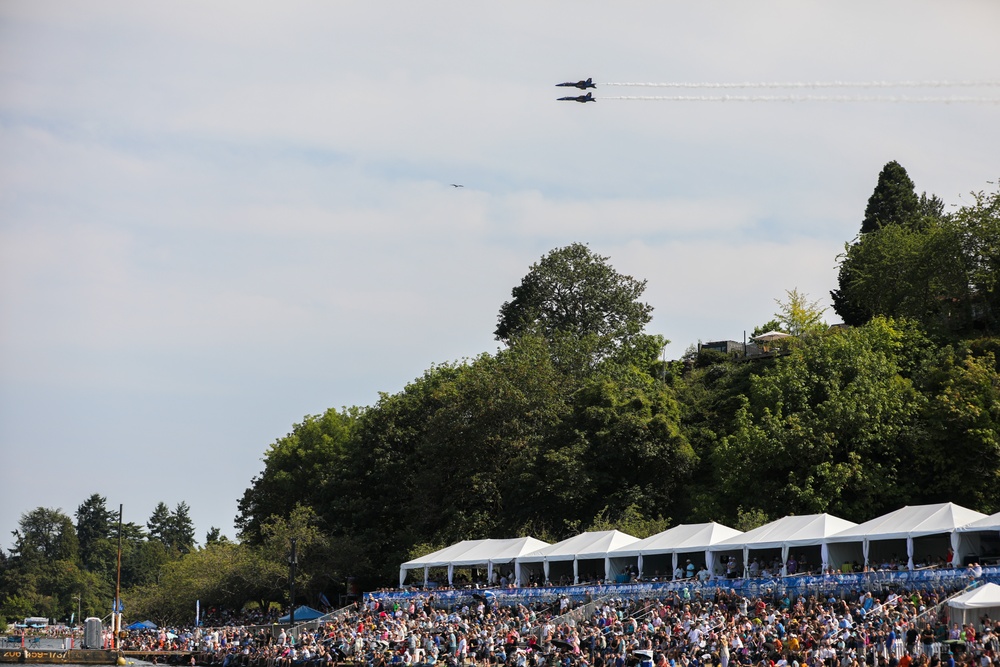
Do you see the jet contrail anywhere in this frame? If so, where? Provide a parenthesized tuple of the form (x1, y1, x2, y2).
(601, 95, 1000, 103)
(602, 80, 1000, 89)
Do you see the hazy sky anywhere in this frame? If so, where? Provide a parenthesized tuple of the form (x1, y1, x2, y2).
(2, 1, 998, 548)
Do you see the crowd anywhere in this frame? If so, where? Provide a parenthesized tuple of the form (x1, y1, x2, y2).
(410, 557, 988, 590)
(112, 583, 997, 667)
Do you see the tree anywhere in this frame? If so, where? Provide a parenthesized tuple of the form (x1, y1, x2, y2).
(165, 502, 196, 554)
(2, 508, 91, 623)
(733, 507, 770, 533)
(495, 243, 654, 371)
(146, 502, 171, 544)
(914, 348, 1000, 512)
(236, 408, 356, 544)
(127, 541, 247, 625)
(332, 338, 574, 580)
(205, 527, 227, 545)
(75, 494, 113, 571)
(119, 524, 168, 589)
(774, 288, 826, 337)
(834, 161, 926, 325)
(952, 185, 1000, 332)
(587, 504, 670, 539)
(832, 182, 999, 335)
(9, 508, 79, 567)
(570, 375, 697, 525)
(714, 318, 924, 522)
(860, 160, 920, 234)
(146, 502, 195, 554)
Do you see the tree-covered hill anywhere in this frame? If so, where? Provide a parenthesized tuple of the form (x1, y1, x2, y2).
(3, 165, 997, 624)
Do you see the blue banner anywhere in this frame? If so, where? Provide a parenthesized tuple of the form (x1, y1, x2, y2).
(369, 566, 1000, 607)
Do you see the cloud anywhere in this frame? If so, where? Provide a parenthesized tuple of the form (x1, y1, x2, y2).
(2, 0, 999, 543)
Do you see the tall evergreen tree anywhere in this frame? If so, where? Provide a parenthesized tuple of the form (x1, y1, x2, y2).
(146, 502, 171, 544)
(833, 161, 923, 325)
(860, 160, 920, 234)
(165, 502, 196, 554)
(75, 494, 113, 571)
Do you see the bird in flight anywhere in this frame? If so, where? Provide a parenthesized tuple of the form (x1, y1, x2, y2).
(450, 184, 464, 188)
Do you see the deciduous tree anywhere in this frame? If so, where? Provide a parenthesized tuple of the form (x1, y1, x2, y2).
(495, 243, 654, 372)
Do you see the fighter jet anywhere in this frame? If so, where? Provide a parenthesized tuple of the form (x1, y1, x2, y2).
(556, 78, 596, 90)
(557, 92, 595, 103)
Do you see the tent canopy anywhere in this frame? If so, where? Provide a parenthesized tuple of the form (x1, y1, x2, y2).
(449, 537, 550, 566)
(519, 531, 638, 563)
(402, 537, 549, 569)
(715, 514, 857, 550)
(401, 539, 489, 569)
(948, 583, 1000, 609)
(278, 605, 324, 623)
(125, 620, 157, 630)
(610, 523, 742, 558)
(957, 511, 1000, 533)
(826, 503, 987, 542)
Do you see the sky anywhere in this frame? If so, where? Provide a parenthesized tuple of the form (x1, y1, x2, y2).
(2, 1, 999, 550)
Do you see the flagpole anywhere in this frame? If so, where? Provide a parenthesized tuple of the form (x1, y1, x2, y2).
(114, 504, 123, 648)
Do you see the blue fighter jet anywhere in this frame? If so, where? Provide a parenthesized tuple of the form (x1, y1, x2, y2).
(556, 78, 596, 90)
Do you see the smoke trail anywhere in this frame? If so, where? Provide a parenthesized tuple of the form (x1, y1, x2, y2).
(601, 95, 1000, 103)
(602, 81, 1000, 89)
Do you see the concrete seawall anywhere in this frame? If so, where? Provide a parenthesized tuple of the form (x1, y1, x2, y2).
(0, 648, 118, 664)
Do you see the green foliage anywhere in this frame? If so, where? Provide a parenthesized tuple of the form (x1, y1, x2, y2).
(495, 243, 654, 373)
(0, 508, 105, 624)
(834, 171, 1000, 336)
(75, 494, 114, 571)
(237, 407, 356, 544)
(587, 504, 670, 539)
(205, 527, 227, 545)
(861, 160, 920, 235)
(165, 502, 196, 555)
(146, 502, 171, 544)
(952, 185, 1000, 332)
(913, 348, 1000, 513)
(9, 195, 1000, 609)
(330, 338, 576, 581)
(128, 542, 246, 625)
(774, 288, 826, 337)
(715, 318, 924, 521)
(570, 376, 696, 523)
(10, 508, 79, 567)
(734, 507, 770, 533)
(695, 348, 730, 368)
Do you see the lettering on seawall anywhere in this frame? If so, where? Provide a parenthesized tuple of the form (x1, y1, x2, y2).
(29, 651, 66, 660)
(0, 650, 71, 661)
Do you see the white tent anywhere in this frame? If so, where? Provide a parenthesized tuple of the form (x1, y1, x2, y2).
(607, 522, 742, 581)
(399, 537, 549, 587)
(714, 513, 857, 576)
(826, 503, 987, 571)
(515, 530, 638, 585)
(955, 511, 1000, 567)
(947, 582, 1000, 628)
